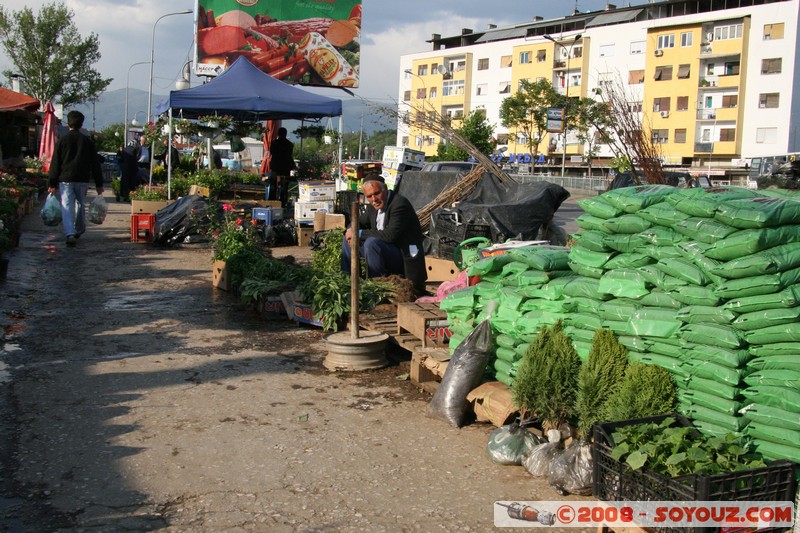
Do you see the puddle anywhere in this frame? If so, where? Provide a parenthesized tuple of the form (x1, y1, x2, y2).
(103, 293, 196, 311)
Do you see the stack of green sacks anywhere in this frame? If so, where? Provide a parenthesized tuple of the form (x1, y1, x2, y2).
(439, 246, 575, 386)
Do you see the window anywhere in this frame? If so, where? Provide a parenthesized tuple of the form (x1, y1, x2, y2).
(477, 58, 489, 70)
(677, 64, 691, 79)
(719, 128, 736, 142)
(628, 69, 645, 84)
(653, 97, 671, 112)
(702, 129, 711, 142)
(675, 129, 687, 143)
(707, 63, 716, 75)
(442, 80, 464, 96)
(714, 23, 743, 41)
(681, 32, 693, 47)
(431, 63, 438, 73)
(657, 34, 675, 49)
(454, 60, 466, 72)
(570, 74, 581, 87)
(403, 91, 411, 102)
(429, 87, 437, 98)
(756, 127, 777, 143)
(724, 62, 740, 75)
(537, 50, 546, 62)
(515, 132, 529, 144)
(415, 111, 425, 122)
(722, 95, 738, 108)
(759, 93, 780, 108)
(764, 23, 785, 40)
(652, 129, 669, 143)
(572, 47, 583, 59)
(761, 58, 782, 74)
(519, 51, 531, 64)
(598, 72, 613, 87)
(518, 79, 530, 90)
(628, 101, 643, 113)
(677, 96, 689, 110)
(630, 40, 645, 54)
(476, 83, 488, 96)
(654, 66, 673, 81)
(416, 88, 426, 99)
(501, 55, 512, 68)
(599, 44, 615, 57)
(499, 81, 511, 94)
(417, 65, 428, 76)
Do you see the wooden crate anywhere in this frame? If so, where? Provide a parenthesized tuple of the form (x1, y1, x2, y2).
(396, 302, 450, 348)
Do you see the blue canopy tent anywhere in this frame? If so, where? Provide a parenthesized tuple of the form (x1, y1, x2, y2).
(155, 57, 343, 197)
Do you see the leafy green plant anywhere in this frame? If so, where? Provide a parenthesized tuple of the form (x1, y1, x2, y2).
(298, 271, 395, 331)
(602, 363, 676, 422)
(209, 203, 260, 262)
(512, 321, 582, 430)
(129, 184, 169, 201)
(608, 417, 766, 477)
(576, 329, 629, 439)
(311, 228, 345, 272)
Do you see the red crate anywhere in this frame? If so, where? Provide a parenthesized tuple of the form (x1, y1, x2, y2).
(131, 214, 156, 242)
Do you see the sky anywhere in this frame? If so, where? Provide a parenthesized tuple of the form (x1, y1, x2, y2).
(0, 0, 648, 116)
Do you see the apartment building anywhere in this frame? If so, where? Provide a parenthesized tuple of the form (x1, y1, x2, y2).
(397, 0, 800, 178)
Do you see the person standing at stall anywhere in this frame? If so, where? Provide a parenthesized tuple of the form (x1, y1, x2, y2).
(267, 127, 296, 207)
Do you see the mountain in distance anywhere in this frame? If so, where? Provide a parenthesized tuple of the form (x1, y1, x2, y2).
(73, 88, 394, 139)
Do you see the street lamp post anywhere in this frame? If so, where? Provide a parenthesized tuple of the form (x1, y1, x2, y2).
(147, 9, 192, 122)
(124, 61, 149, 147)
(404, 68, 428, 153)
(543, 34, 581, 177)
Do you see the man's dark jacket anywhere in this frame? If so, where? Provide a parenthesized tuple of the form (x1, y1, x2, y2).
(356, 190, 427, 292)
(48, 130, 103, 189)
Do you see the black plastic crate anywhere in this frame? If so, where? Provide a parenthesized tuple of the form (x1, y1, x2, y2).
(435, 212, 465, 240)
(464, 223, 491, 240)
(593, 414, 797, 532)
(438, 237, 460, 261)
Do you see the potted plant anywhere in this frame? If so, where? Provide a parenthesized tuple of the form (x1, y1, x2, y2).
(129, 184, 173, 214)
(207, 202, 259, 291)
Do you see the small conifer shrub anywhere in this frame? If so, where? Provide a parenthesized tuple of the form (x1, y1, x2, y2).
(576, 328, 629, 439)
(602, 362, 676, 423)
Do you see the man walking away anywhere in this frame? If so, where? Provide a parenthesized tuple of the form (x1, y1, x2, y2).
(267, 127, 296, 207)
(48, 110, 104, 246)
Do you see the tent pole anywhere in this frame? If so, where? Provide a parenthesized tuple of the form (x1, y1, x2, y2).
(167, 109, 173, 200)
(337, 116, 344, 190)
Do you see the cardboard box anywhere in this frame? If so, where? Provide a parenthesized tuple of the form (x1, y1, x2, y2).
(280, 291, 324, 327)
(425, 256, 459, 282)
(313, 212, 346, 232)
(298, 180, 336, 202)
(466, 381, 519, 427)
(297, 225, 315, 247)
(189, 185, 211, 197)
(131, 200, 174, 214)
(212, 260, 230, 291)
(294, 200, 334, 222)
(259, 296, 286, 319)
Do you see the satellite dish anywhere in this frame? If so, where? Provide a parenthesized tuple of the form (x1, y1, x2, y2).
(436, 65, 449, 75)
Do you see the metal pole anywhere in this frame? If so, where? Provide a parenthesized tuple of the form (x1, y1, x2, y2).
(147, 10, 192, 122)
(350, 202, 360, 339)
(124, 61, 148, 146)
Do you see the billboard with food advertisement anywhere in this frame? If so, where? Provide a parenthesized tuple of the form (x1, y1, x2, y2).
(196, 0, 361, 88)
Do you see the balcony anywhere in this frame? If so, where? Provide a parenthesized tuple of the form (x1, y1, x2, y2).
(697, 109, 717, 120)
(695, 142, 713, 153)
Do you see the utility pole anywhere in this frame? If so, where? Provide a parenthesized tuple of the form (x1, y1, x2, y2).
(357, 107, 364, 159)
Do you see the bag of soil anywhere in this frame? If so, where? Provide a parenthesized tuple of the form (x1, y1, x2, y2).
(548, 440, 593, 496)
(522, 429, 564, 477)
(486, 422, 543, 465)
(428, 309, 496, 428)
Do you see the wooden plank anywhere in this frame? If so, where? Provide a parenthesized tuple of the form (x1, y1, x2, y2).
(396, 302, 449, 348)
(410, 351, 438, 384)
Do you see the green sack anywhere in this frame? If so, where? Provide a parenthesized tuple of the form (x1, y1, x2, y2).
(682, 359, 746, 386)
(563, 312, 603, 331)
(576, 196, 624, 219)
(740, 403, 800, 431)
(680, 323, 743, 349)
(603, 185, 677, 213)
(567, 261, 605, 279)
(629, 352, 686, 376)
(683, 405, 749, 432)
(576, 214, 612, 234)
(494, 358, 516, 376)
(640, 244, 684, 261)
(563, 326, 597, 343)
(601, 320, 629, 335)
(752, 440, 800, 463)
(562, 296, 601, 314)
(711, 242, 800, 279)
(723, 285, 800, 314)
(744, 322, 800, 344)
(684, 375, 740, 400)
(672, 242, 726, 286)
(602, 233, 652, 253)
(627, 307, 682, 338)
(473, 281, 501, 299)
(638, 202, 692, 226)
(667, 187, 760, 217)
(714, 274, 783, 299)
(749, 355, 800, 372)
(655, 258, 712, 286)
(741, 385, 800, 411)
(692, 420, 743, 440)
(562, 277, 612, 300)
(496, 334, 519, 349)
(598, 269, 651, 298)
(714, 196, 800, 229)
(746, 423, 800, 448)
(506, 245, 571, 271)
(676, 305, 736, 325)
(705, 225, 800, 261)
(679, 389, 743, 416)
(572, 340, 593, 362)
(468, 255, 514, 276)
(749, 342, 800, 357)
(638, 265, 687, 291)
(603, 214, 653, 234)
(731, 308, 800, 332)
(622, 290, 683, 309)
(683, 344, 751, 369)
(521, 299, 565, 313)
(605, 253, 654, 269)
(647, 340, 685, 358)
(617, 335, 650, 352)
(599, 300, 641, 321)
(668, 286, 722, 307)
(672, 217, 738, 244)
(744, 369, 800, 390)
(500, 270, 551, 288)
(440, 287, 477, 311)
(639, 226, 685, 246)
(569, 246, 617, 268)
(572, 231, 612, 252)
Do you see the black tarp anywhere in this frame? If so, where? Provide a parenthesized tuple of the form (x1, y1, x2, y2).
(395, 170, 468, 211)
(152, 195, 211, 246)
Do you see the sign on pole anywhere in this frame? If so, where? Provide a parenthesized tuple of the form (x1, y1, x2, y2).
(546, 107, 564, 132)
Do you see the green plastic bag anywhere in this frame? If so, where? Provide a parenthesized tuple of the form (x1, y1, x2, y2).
(569, 246, 617, 268)
(711, 242, 800, 279)
(748, 355, 800, 372)
(598, 269, 650, 299)
(506, 245, 571, 271)
(741, 385, 800, 411)
(705, 225, 800, 261)
(603, 185, 677, 213)
(744, 322, 800, 344)
(676, 305, 736, 325)
(667, 187, 759, 217)
(683, 344, 750, 369)
(495, 371, 514, 387)
(647, 340, 685, 358)
(744, 369, 800, 390)
(683, 405, 749, 432)
(572, 340, 593, 362)
(602, 233, 651, 253)
(563, 326, 596, 343)
(576, 214, 613, 234)
(562, 296, 601, 314)
(440, 287, 477, 311)
(639, 226, 685, 246)
(638, 202, 692, 226)
(714, 274, 783, 299)
(723, 285, 800, 314)
(672, 216, 738, 244)
(668, 286, 722, 307)
(496, 334, 519, 349)
(655, 258, 712, 286)
(605, 253, 654, 269)
(692, 420, 743, 440)
(731, 308, 800, 331)
(684, 375, 740, 400)
(576, 196, 624, 218)
(640, 244, 684, 261)
(601, 320, 629, 335)
(627, 307, 682, 338)
(680, 323, 743, 349)
(746, 423, 800, 449)
(572, 231, 612, 252)
(603, 214, 652, 234)
(673, 241, 726, 285)
(629, 352, 686, 376)
(749, 342, 800, 357)
(563, 312, 603, 331)
(621, 290, 682, 309)
(500, 270, 550, 288)
(752, 440, 800, 463)
(599, 300, 641, 321)
(494, 358, 516, 376)
(682, 359, 746, 386)
(562, 277, 611, 300)
(638, 265, 688, 291)
(617, 335, 650, 352)
(740, 403, 800, 431)
(680, 389, 743, 416)
(468, 255, 514, 276)
(567, 261, 604, 279)
(714, 196, 800, 229)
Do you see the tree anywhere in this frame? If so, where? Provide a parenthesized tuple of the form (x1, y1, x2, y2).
(436, 109, 495, 161)
(95, 123, 125, 153)
(569, 96, 612, 177)
(499, 79, 559, 173)
(0, 2, 111, 107)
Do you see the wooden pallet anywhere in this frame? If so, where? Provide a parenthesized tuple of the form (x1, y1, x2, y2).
(396, 302, 450, 348)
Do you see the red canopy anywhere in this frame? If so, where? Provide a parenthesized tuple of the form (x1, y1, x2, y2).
(0, 86, 40, 112)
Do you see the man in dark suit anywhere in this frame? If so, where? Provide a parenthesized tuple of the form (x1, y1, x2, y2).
(341, 177, 427, 295)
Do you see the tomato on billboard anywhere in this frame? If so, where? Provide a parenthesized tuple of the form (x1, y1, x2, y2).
(195, 0, 361, 88)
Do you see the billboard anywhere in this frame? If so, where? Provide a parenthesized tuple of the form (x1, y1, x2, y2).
(196, 0, 361, 88)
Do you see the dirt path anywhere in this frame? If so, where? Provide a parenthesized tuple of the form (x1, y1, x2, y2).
(0, 193, 593, 531)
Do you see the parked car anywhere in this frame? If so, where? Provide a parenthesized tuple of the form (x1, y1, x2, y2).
(607, 170, 707, 191)
(420, 161, 477, 173)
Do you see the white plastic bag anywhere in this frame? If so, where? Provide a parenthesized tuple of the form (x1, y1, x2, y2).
(88, 195, 108, 225)
(41, 192, 62, 226)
